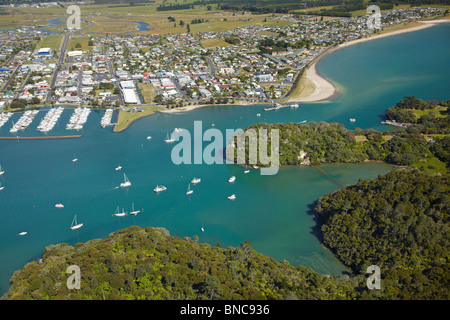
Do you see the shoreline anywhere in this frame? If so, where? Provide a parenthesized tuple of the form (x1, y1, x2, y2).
(115, 18, 446, 128)
(285, 19, 447, 103)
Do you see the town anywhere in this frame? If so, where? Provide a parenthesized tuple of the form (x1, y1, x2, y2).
(0, 6, 446, 117)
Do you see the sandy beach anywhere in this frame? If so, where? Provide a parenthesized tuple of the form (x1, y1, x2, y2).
(150, 18, 448, 117)
(285, 19, 449, 103)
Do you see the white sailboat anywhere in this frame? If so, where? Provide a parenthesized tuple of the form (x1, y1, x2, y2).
(115, 165, 122, 171)
(129, 202, 141, 215)
(0, 182, 4, 191)
(154, 185, 167, 193)
(70, 215, 83, 230)
(114, 206, 127, 217)
(55, 203, 64, 208)
(164, 132, 175, 143)
(228, 176, 236, 183)
(18, 231, 27, 236)
(191, 177, 201, 184)
(228, 194, 236, 200)
(0, 164, 4, 175)
(186, 183, 193, 195)
(120, 173, 131, 187)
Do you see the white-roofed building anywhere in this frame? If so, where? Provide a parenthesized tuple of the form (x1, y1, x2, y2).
(123, 88, 138, 104)
(120, 80, 135, 89)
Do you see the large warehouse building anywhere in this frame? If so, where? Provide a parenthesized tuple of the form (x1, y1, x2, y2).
(120, 81, 138, 104)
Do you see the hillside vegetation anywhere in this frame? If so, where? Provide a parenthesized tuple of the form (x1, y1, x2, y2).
(315, 170, 450, 299)
(4, 226, 360, 300)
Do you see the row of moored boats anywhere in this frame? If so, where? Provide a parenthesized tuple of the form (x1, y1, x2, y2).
(10, 110, 39, 133)
(0, 112, 13, 129)
(37, 107, 64, 132)
(101, 108, 114, 128)
(66, 107, 91, 130)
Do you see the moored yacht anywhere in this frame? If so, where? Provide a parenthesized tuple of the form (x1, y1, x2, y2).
(154, 185, 167, 193)
(164, 132, 175, 143)
(70, 215, 83, 230)
(113, 206, 127, 217)
(120, 173, 131, 187)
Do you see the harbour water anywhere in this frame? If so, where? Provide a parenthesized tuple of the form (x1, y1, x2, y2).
(0, 23, 448, 295)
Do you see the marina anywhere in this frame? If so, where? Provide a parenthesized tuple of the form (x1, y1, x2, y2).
(66, 107, 91, 130)
(9, 110, 39, 133)
(0, 112, 13, 128)
(100, 108, 114, 128)
(37, 107, 64, 132)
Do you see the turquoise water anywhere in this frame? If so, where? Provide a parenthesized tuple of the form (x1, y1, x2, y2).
(0, 23, 449, 295)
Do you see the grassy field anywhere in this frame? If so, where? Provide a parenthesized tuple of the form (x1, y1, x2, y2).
(280, 69, 315, 103)
(137, 83, 156, 104)
(113, 106, 160, 132)
(5, 4, 297, 36)
(200, 38, 234, 48)
(35, 34, 64, 50)
(410, 106, 448, 118)
(67, 36, 93, 52)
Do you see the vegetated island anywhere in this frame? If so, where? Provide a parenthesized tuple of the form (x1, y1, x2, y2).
(230, 97, 449, 174)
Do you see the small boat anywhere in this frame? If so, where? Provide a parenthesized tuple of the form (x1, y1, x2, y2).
(164, 132, 175, 143)
(299, 120, 307, 124)
(70, 215, 83, 230)
(72, 158, 78, 162)
(290, 104, 299, 108)
(0, 182, 4, 191)
(120, 173, 131, 188)
(18, 232, 27, 236)
(228, 194, 236, 200)
(55, 203, 64, 208)
(350, 118, 356, 122)
(0, 164, 4, 175)
(201, 227, 204, 232)
(211, 123, 215, 127)
(113, 206, 127, 217)
(244, 169, 250, 174)
(191, 177, 201, 184)
(228, 176, 236, 183)
(115, 165, 122, 171)
(146, 136, 152, 140)
(186, 183, 193, 195)
(129, 202, 140, 215)
(154, 185, 167, 193)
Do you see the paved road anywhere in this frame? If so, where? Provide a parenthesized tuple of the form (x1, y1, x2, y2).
(107, 60, 124, 105)
(0, 64, 21, 94)
(206, 57, 216, 75)
(46, 32, 71, 103)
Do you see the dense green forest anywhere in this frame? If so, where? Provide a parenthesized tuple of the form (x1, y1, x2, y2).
(315, 170, 449, 299)
(3, 226, 361, 300)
